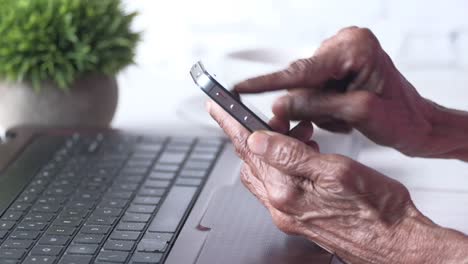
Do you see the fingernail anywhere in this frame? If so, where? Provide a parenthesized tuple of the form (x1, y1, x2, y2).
(247, 131, 272, 155)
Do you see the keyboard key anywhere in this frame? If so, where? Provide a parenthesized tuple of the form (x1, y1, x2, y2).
(158, 153, 186, 164)
(16, 222, 47, 231)
(197, 138, 223, 146)
(116, 222, 146, 232)
(58, 255, 92, 264)
(0, 230, 7, 239)
(134, 144, 163, 153)
(148, 171, 176, 180)
(1, 211, 23, 221)
(132, 197, 161, 205)
(148, 186, 197, 232)
(30, 245, 63, 256)
(31, 204, 61, 213)
(127, 159, 153, 168)
(110, 231, 141, 241)
(86, 215, 117, 226)
(189, 152, 217, 161)
(0, 221, 15, 231)
(103, 240, 135, 251)
(144, 180, 170, 188)
(44, 187, 74, 196)
(80, 225, 110, 235)
(9, 202, 31, 212)
(46, 226, 76, 236)
(53, 218, 82, 227)
(165, 145, 190, 152)
(169, 137, 194, 144)
(38, 235, 70, 246)
(105, 191, 133, 200)
(193, 145, 219, 153)
(138, 188, 165, 197)
(0, 249, 24, 259)
(152, 164, 179, 172)
(73, 234, 104, 244)
(36, 196, 66, 205)
(120, 167, 148, 175)
(97, 251, 129, 263)
(23, 213, 54, 222)
(136, 239, 168, 253)
(23, 256, 56, 264)
(114, 175, 145, 184)
(93, 208, 122, 217)
(97, 200, 127, 209)
(130, 252, 162, 264)
(111, 183, 139, 192)
(65, 201, 94, 210)
(17, 193, 38, 203)
(9, 231, 40, 240)
(66, 244, 98, 255)
(59, 209, 88, 219)
(121, 213, 151, 223)
(1, 239, 34, 249)
(183, 161, 211, 170)
(127, 205, 156, 214)
(179, 169, 206, 178)
(175, 178, 202, 186)
(142, 232, 173, 241)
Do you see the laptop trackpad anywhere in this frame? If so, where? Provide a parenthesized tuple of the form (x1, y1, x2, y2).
(197, 179, 333, 264)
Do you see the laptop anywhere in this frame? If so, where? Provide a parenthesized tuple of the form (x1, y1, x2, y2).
(0, 125, 357, 264)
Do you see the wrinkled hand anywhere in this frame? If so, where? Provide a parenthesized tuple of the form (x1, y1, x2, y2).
(234, 26, 436, 157)
(206, 100, 447, 264)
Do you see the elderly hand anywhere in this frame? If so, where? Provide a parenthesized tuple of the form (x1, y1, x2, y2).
(234, 26, 439, 157)
(206, 100, 468, 264)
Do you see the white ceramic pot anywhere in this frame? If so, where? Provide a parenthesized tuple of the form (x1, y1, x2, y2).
(0, 74, 118, 130)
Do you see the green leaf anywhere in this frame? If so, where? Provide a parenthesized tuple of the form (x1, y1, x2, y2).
(0, 0, 140, 91)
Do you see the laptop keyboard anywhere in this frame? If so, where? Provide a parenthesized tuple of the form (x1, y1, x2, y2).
(0, 133, 225, 264)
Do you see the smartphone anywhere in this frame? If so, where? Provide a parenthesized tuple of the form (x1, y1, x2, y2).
(190, 61, 272, 132)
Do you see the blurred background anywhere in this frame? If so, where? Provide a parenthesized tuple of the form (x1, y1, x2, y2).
(115, 0, 468, 128)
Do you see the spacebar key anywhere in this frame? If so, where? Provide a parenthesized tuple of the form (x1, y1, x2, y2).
(148, 186, 197, 232)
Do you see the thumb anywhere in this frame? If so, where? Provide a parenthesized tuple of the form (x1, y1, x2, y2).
(247, 131, 319, 179)
(273, 90, 380, 125)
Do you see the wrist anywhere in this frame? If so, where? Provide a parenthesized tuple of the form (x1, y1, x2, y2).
(422, 100, 468, 160)
(396, 209, 468, 264)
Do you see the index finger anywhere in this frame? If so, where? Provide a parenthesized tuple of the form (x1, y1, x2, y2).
(233, 56, 334, 94)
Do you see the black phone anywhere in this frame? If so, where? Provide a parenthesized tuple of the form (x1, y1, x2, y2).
(190, 61, 272, 132)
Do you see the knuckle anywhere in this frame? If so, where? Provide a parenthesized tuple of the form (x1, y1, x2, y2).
(329, 154, 354, 181)
(355, 27, 376, 42)
(269, 189, 293, 212)
(337, 27, 379, 67)
(287, 58, 311, 80)
(337, 25, 359, 35)
(268, 178, 304, 214)
(271, 140, 306, 168)
(347, 92, 376, 124)
(318, 154, 354, 193)
(231, 133, 249, 158)
(271, 213, 297, 235)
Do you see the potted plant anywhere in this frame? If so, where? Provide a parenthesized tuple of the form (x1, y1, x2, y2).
(0, 0, 140, 129)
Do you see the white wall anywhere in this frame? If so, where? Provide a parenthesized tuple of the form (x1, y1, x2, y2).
(123, 0, 468, 70)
